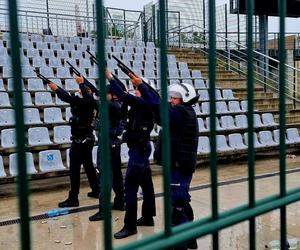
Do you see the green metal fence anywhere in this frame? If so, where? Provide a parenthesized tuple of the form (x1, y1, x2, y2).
(6, 0, 298, 249)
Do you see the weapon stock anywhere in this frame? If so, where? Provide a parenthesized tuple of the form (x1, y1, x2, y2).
(34, 69, 51, 84)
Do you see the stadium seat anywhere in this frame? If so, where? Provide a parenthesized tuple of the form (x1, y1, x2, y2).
(44, 35, 55, 43)
(273, 129, 292, 144)
(0, 156, 6, 178)
(0, 47, 8, 57)
(194, 79, 206, 89)
(144, 69, 155, 79)
(0, 79, 5, 91)
(0, 54, 10, 67)
(53, 125, 71, 144)
(235, 114, 248, 129)
(55, 94, 68, 106)
(198, 117, 208, 132)
(206, 117, 222, 131)
(71, 50, 83, 59)
(197, 136, 210, 154)
(9, 152, 37, 176)
(0, 109, 15, 126)
(193, 103, 201, 115)
(44, 107, 65, 124)
(82, 37, 92, 45)
(121, 143, 129, 163)
(134, 53, 144, 61)
(50, 42, 61, 51)
(62, 43, 74, 51)
(57, 49, 70, 59)
(65, 79, 79, 91)
(39, 66, 55, 78)
(42, 49, 55, 59)
(39, 150, 65, 172)
(228, 101, 242, 113)
(36, 41, 48, 50)
(258, 131, 278, 146)
(22, 92, 34, 107)
(57, 36, 69, 44)
(24, 108, 42, 125)
(7, 79, 26, 91)
(146, 47, 155, 54)
(28, 127, 52, 146)
(27, 79, 45, 91)
(180, 69, 191, 79)
(228, 133, 248, 150)
(222, 89, 235, 100)
(262, 113, 277, 126)
(65, 107, 72, 121)
(1, 128, 16, 148)
(79, 59, 92, 69)
(69, 36, 80, 44)
(254, 114, 264, 127)
(217, 135, 233, 152)
(191, 70, 202, 79)
(126, 40, 136, 47)
(145, 53, 155, 62)
(35, 92, 54, 106)
(32, 56, 46, 67)
(105, 38, 114, 47)
(198, 90, 209, 101)
(220, 115, 236, 130)
(201, 102, 209, 114)
(0, 92, 11, 107)
(56, 67, 71, 78)
(286, 128, 300, 143)
(31, 34, 42, 42)
(3, 66, 12, 78)
(244, 132, 265, 148)
(241, 100, 248, 112)
(22, 66, 37, 78)
(124, 46, 134, 54)
(49, 57, 62, 68)
(216, 101, 229, 114)
(137, 41, 145, 48)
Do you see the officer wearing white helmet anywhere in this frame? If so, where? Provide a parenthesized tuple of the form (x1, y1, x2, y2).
(130, 77, 199, 250)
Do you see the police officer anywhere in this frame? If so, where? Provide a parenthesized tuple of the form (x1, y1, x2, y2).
(48, 80, 99, 207)
(105, 70, 158, 239)
(130, 75, 199, 249)
(89, 84, 126, 221)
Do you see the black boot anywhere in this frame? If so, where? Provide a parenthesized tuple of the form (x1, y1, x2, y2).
(136, 216, 154, 226)
(89, 211, 103, 221)
(87, 191, 99, 198)
(187, 239, 198, 249)
(58, 197, 79, 208)
(114, 226, 137, 239)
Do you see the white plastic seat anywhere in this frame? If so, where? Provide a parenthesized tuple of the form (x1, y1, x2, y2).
(254, 114, 264, 127)
(220, 115, 236, 130)
(71, 50, 83, 59)
(42, 49, 55, 59)
(286, 128, 300, 143)
(134, 53, 144, 61)
(262, 113, 277, 126)
(123, 53, 133, 61)
(7, 79, 26, 92)
(178, 62, 189, 71)
(124, 47, 134, 54)
(65, 107, 72, 121)
(180, 69, 191, 79)
(36, 41, 48, 50)
(201, 102, 210, 114)
(44, 107, 65, 124)
(244, 132, 265, 148)
(145, 54, 155, 62)
(49, 58, 62, 68)
(57, 49, 70, 59)
(198, 90, 209, 101)
(21, 40, 32, 49)
(228, 101, 242, 113)
(0, 80, 5, 91)
(235, 114, 248, 129)
(55, 94, 68, 106)
(22, 92, 34, 106)
(0, 47, 8, 57)
(35, 92, 54, 106)
(121, 143, 129, 163)
(197, 136, 210, 154)
(26, 48, 38, 58)
(27, 79, 45, 91)
(0, 92, 11, 107)
(228, 133, 248, 150)
(24, 108, 42, 125)
(39, 66, 55, 78)
(206, 117, 222, 131)
(222, 89, 235, 100)
(88, 67, 99, 78)
(192, 70, 202, 79)
(137, 41, 145, 48)
(217, 135, 232, 152)
(53, 125, 71, 144)
(9, 152, 37, 176)
(193, 103, 201, 115)
(79, 59, 91, 69)
(50, 43, 61, 51)
(273, 129, 292, 144)
(69, 36, 80, 44)
(76, 43, 88, 51)
(63, 43, 74, 51)
(0, 54, 11, 67)
(47, 79, 62, 89)
(82, 37, 92, 45)
(1, 128, 16, 148)
(259, 131, 278, 146)
(0, 109, 15, 126)
(146, 47, 155, 54)
(28, 127, 52, 146)
(57, 36, 69, 43)
(22, 66, 36, 78)
(3, 66, 12, 78)
(32, 56, 46, 67)
(65, 79, 79, 91)
(198, 117, 208, 132)
(113, 46, 123, 53)
(56, 67, 71, 78)
(194, 79, 206, 89)
(144, 69, 155, 79)
(241, 100, 248, 112)
(44, 35, 55, 43)
(0, 156, 6, 177)
(107, 59, 118, 69)
(31, 34, 42, 42)
(216, 101, 229, 114)
(39, 150, 65, 172)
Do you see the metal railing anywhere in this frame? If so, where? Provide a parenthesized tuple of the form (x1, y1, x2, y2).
(4, 0, 299, 250)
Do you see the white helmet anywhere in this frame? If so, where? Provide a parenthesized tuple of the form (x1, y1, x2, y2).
(168, 82, 197, 103)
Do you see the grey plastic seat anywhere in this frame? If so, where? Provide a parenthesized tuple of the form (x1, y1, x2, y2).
(76, 44, 88, 51)
(167, 54, 176, 64)
(53, 125, 71, 144)
(57, 36, 69, 43)
(217, 135, 233, 152)
(47, 79, 62, 89)
(222, 89, 235, 100)
(241, 100, 248, 112)
(145, 54, 155, 62)
(123, 53, 133, 61)
(126, 40, 136, 47)
(134, 53, 144, 61)
(216, 101, 229, 114)
(228, 133, 248, 150)
(9, 152, 37, 176)
(197, 136, 210, 154)
(0, 47, 8, 57)
(201, 102, 210, 114)
(82, 37, 92, 45)
(3, 66, 13, 78)
(65, 79, 79, 91)
(55, 94, 68, 106)
(70, 36, 80, 44)
(124, 47, 134, 54)
(36, 41, 48, 50)
(145, 61, 155, 70)
(26, 48, 38, 58)
(0, 109, 15, 126)
(192, 70, 202, 79)
(198, 117, 208, 132)
(286, 128, 300, 143)
(259, 130, 278, 146)
(254, 114, 264, 127)
(137, 41, 145, 47)
(71, 50, 83, 59)
(228, 101, 242, 113)
(262, 113, 277, 126)
(63, 43, 74, 51)
(105, 38, 114, 47)
(178, 62, 189, 71)
(44, 107, 65, 124)
(0, 156, 6, 177)
(21, 40, 33, 49)
(113, 46, 123, 53)
(35, 92, 54, 106)
(24, 108, 42, 125)
(56, 67, 71, 78)
(0, 80, 5, 91)
(50, 42, 61, 51)
(79, 59, 91, 69)
(220, 115, 236, 130)
(215, 89, 223, 100)
(22, 92, 34, 106)
(28, 127, 52, 146)
(31, 34, 42, 42)
(0, 54, 11, 67)
(49, 57, 62, 68)
(22, 66, 36, 78)
(235, 114, 248, 129)
(273, 129, 293, 144)
(198, 90, 209, 101)
(32, 56, 46, 67)
(39, 150, 65, 172)
(1, 128, 16, 148)
(121, 143, 129, 163)
(44, 35, 55, 43)
(206, 117, 222, 131)
(0, 92, 11, 107)
(89, 67, 99, 78)
(144, 69, 155, 79)
(180, 69, 191, 79)
(146, 47, 155, 54)
(193, 103, 201, 115)
(244, 132, 265, 148)
(39, 66, 55, 78)
(42, 49, 55, 59)
(169, 69, 179, 79)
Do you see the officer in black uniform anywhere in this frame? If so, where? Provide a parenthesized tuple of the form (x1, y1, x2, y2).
(88, 84, 126, 221)
(105, 70, 158, 239)
(130, 75, 199, 250)
(48, 80, 99, 207)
